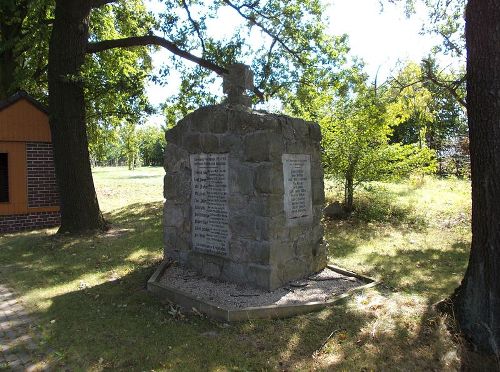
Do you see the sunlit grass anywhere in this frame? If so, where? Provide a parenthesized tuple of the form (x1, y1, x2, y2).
(0, 168, 474, 370)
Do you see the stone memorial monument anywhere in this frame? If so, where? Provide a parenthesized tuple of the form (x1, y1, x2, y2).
(163, 63, 326, 290)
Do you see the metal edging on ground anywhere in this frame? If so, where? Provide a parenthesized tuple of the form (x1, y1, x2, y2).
(147, 261, 379, 322)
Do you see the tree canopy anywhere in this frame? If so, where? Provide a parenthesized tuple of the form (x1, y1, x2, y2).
(43, 0, 354, 232)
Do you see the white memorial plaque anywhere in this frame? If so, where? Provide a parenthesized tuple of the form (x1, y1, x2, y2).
(190, 153, 229, 256)
(282, 154, 313, 224)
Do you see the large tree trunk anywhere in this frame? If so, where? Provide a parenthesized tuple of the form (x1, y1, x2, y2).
(48, 0, 106, 233)
(452, 0, 500, 355)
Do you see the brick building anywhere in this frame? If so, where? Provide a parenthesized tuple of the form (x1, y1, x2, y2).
(0, 91, 60, 233)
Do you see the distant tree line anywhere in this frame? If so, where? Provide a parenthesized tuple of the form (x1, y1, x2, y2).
(89, 124, 165, 169)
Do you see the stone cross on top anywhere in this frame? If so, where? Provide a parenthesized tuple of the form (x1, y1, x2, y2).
(223, 63, 254, 107)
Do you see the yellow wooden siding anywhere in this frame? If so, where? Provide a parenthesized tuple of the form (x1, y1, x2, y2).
(0, 99, 51, 142)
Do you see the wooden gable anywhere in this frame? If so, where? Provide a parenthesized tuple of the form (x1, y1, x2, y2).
(0, 92, 51, 143)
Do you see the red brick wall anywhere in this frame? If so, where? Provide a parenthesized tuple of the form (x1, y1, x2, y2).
(26, 142, 59, 208)
(0, 211, 60, 233)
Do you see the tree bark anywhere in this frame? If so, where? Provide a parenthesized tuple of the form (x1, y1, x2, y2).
(344, 171, 354, 213)
(48, 0, 106, 232)
(452, 0, 500, 355)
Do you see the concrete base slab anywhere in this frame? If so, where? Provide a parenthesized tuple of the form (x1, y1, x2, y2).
(147, 261, 378, 321)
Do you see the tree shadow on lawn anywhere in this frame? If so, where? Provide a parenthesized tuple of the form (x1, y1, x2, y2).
(362, 242, 469, 299)
(0, 202, 469, 370)
(39, 267, 461, 371)
(323, 220, 379, 258)
(0, 202, 164, 296)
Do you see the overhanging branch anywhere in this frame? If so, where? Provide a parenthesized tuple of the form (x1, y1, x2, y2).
(87, 35, 265, 100)
(87, 35, 227, 75)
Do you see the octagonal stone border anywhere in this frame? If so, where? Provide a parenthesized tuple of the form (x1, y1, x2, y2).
(147, 261, 379, 321)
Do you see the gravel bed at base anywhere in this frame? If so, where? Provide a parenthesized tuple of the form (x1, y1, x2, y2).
(159, 265, 364, 310)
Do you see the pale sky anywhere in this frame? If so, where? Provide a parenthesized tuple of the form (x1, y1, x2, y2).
(145, 0, 439, 126)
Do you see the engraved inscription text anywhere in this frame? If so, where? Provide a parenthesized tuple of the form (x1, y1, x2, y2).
(282, 154, 312, 224)
(190, 153, 229, 256)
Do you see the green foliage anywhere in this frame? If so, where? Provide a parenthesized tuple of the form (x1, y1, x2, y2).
(118, 121, 140, 170)
(85, 0, 155, 154)
(387, 62, 467, 176)
(137, 125, 166, 166)
(286, 65, 437, 211)
(158, 0, 351, 123)
(321, 83, 436, 210)
(0, 0, 52, 99)
(1, 0, 154, 154)
(90, 124, 165, 168)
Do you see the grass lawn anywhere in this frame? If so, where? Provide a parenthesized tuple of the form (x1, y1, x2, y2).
(0, 167, 476, 370)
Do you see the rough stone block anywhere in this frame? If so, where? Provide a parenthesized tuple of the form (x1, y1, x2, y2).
(309, 122, 322, 142)
(229, 165, 254, 195)
(163, 226, 178, 251)
(277, 256, 309, 284)
(163, 173, 190, 201)
(255, 165, 283, 194)
(200, 134, 219, 153)
(250, 241, 271, 264)
(290, 118, 310, 139)
(243, 132, 281, 162)
(162, 102, 326, 291)
(312, 224, 324, 244)
(313, 205, 324, 224)
(190, 116, 209, 132)
(312, 179, 325, 204)
(248, 264, 272, 289)
(202, 261, 222, 278)
(311, 163, 324, 180)
(165, 125, 182, 144)
(164, 144, 189, 172)
(230, 215, 255, 238)
(218, 134, 242, 153)
(164, 204, 185, 228)
(269, 242, 295, 265)
(313, 243, 327, 270)
(229, 240, 250, 262)
(250, 195, 283, 217)
(255, 216, 270, 240)
(183, 133, 201, 153)
(209, 119, 228, 134)
(221, 261, 249, 283)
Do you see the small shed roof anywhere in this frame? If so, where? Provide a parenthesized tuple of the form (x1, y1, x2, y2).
(0, 91, 51, 142)
(0, 91, 48, 114)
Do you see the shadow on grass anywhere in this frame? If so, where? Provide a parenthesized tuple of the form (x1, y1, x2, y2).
(362, 243, 469, 298)
(325, 226, 469, 299)
(0, 202, 163, 295)
(37, 269, 461, 371)
(323, 220, 379, 258)
(0, 198, 473, 370)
